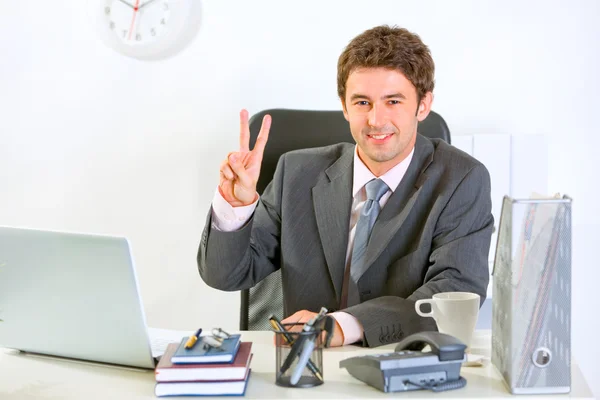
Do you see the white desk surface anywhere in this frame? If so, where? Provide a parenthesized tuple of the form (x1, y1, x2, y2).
(0, 330, 593, 399)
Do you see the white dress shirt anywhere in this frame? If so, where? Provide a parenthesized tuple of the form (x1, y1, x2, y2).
(211, 145, 414, 344)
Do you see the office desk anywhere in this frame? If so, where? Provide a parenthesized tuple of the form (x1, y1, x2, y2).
(0, 330, 593, 399)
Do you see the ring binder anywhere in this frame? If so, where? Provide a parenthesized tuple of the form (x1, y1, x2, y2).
(491, 195, 572, 394)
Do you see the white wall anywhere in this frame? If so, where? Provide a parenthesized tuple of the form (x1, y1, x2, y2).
(1, 0, 598, 395)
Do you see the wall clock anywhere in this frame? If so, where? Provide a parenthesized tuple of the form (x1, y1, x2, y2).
(90, 0, 202, 60)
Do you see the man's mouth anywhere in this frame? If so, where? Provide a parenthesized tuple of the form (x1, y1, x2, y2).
(367, 133, 393, 141)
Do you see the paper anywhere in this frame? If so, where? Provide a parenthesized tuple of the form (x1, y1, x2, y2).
(463, 353, 488, 368)
(148, 327, 193, 358)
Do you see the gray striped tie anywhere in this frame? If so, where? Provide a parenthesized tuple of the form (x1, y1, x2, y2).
(345, 178, 389, 307)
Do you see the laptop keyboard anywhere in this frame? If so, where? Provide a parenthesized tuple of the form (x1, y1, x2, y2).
(147, 327, 192, 358)
(150, 336, 171, 355)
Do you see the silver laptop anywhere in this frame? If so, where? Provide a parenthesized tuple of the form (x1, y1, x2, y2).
(0, 226, 171, 369)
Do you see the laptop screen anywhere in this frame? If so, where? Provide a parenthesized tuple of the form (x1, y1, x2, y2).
(0, 226, 157, 369)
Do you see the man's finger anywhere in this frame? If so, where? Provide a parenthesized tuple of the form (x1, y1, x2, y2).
(219, 179, 233, 196)
(228, 153, 253, 188)
(281, 310, 303, 324)
(239, 109, 250, 153)
(281, 310, 317, 331)
(219, 159, 235, 180)
(221, 165, 235, 180)
(252, 114, 271, 159)
(281, 311, 304, 331)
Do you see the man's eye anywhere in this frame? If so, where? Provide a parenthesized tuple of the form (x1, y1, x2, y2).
(388, 100, 401, 105)
(355, 101, 369, 106)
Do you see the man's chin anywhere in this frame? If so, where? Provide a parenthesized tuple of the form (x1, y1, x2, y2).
(363, 151, 399, 164)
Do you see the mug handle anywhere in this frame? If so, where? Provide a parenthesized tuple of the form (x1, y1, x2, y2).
(415, 299, 434, 318)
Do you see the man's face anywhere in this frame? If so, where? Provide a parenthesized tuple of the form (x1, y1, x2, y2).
(342, 67, 432, 176)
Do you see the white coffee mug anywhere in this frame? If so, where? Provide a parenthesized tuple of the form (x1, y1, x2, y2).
(415, 292, 480, 348)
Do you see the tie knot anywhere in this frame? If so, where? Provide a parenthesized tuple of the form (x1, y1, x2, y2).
(365, 179, 389, 202)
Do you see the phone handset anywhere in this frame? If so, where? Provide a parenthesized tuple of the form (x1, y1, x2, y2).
(395, 331, 467, 392)
(394, 331, 467, 360)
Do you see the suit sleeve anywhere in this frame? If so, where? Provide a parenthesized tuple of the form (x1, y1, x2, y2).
(344, 163, 494, 347)
(197, 155, 286, 291)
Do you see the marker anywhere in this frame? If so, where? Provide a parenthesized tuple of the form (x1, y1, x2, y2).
(184, 328, 202, 349)
(290, 334, 317, 385)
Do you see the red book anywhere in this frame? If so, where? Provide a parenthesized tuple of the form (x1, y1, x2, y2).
(155, 342, 252, 382)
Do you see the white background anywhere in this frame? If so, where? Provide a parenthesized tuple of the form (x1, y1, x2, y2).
(1, 0, 598, 395)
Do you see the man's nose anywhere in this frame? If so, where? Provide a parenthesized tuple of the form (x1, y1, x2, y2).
(367, 105, 387, 128)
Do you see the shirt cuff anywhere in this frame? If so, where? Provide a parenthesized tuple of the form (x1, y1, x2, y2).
(210, 188, 258, 232)
(330, 311, 363, 345)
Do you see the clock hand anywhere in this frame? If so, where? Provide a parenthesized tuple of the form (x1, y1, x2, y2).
(138, 0, 159, 10)
(127, 0, 141, 41)
(116, 0, 136, 9)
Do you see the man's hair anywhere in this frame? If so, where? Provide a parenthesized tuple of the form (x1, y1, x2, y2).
(337, 25, 435, 104)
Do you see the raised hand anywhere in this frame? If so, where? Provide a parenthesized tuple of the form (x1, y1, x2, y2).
(219, 109, 271, 207)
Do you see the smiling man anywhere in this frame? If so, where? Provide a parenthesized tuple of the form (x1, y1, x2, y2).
(198, 25, 494, 347)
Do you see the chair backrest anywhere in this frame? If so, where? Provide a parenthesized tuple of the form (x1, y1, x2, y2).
(240, 108, 451, 330)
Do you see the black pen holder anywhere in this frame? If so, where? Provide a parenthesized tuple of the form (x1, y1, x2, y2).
(274, 322, 324, 388)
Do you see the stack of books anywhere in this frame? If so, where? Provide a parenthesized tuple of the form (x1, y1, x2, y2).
(154, 333, 252, 397)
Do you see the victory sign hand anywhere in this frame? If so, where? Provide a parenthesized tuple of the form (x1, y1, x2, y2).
(219, 109, 271, 207)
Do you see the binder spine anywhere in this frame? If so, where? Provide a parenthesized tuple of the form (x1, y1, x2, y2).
(492, 196, 571, 394)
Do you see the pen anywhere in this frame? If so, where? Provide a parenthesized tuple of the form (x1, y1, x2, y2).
(269, 315, 323, 381)
(290, 333, 317, 385)
(184, 328, 202, 349)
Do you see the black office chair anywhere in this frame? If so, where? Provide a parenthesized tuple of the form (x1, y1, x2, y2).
(239, 108, 451, 330)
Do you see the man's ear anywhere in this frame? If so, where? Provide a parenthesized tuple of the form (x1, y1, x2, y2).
(340, 98, 349, 121)
(416, 92, 434, 122)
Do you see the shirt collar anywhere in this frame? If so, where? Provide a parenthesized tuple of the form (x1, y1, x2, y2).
(352, 145, 415, 197)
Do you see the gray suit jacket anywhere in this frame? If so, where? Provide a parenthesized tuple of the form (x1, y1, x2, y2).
(198, 134, 493, 347)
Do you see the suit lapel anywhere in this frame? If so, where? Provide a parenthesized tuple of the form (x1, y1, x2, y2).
(357, 135, 435, 280)
(312, 147, 354, 300)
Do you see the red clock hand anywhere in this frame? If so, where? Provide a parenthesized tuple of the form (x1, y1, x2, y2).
(127, 0, 141, 41)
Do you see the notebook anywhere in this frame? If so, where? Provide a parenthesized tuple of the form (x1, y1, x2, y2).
(155, 369, 251, 397)
(156, 342, 253, 382)
(172, 334, 242, 364)
(0, 226, 190, 369)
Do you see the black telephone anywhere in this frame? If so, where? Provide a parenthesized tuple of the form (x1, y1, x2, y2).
(339, 331, 467, 393)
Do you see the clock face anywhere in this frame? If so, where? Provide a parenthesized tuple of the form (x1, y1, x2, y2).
(103, 0, 171, 46)
(91, 0, 201, 60)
